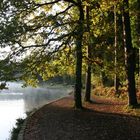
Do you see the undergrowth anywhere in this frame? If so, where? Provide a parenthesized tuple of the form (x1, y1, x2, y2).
(92, 86, 140, 100)
(10, 118, 25, 140)
(123, 104, 140, 117)
(92, 86, 140, 116)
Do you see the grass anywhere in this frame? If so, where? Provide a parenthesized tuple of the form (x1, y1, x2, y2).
(10, 118, 25, 140)
(123, 104, 140, 117)
(10, 108, 40, 140)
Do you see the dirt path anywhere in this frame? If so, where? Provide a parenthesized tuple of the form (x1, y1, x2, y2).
(23, 96, 140, 140)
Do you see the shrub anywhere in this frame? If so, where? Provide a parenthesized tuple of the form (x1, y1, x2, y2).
(10, 118, 25, 140)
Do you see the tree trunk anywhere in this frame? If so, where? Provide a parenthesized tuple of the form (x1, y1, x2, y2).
(85, 57, 92, 102)
(138, 48, 140, 84)
(137, 0, 140, 89)
(84, 3, 92, 102)
(122, 0, 138, 105)
(139, 47, 140, 76)
(121, 11, 127, 66)
(114, 4, 119, 95)
(137, 0, 140, 40)
(136, 0, 140, 76)
(74, 1, 84, 109)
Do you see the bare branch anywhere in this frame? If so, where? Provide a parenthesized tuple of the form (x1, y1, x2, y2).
(21, 31, 75, 49)
(35, 0, 78, 7)
(35, 0, 61, 7)
(54, 4, 74, 17)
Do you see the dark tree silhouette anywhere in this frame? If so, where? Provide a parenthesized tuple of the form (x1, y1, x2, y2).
(122, 0, 138, 105)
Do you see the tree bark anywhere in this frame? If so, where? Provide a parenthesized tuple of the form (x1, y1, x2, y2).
(122, 0, 138, 105)
(114, 4, 119, 95)
(74, 1, 84, 109)
(121, 12, 127, 66)
(85, 66, 91, 101)
(84, 3, 92, 102)
(136, 0, 140, 39)
(137, 0, 140, 88)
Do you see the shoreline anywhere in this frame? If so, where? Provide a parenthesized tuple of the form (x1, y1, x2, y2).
(17, 95, 72, 140)
(19, 95, 140, 140)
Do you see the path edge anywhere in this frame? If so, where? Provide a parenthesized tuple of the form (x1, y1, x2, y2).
(17, 94, 72, 140)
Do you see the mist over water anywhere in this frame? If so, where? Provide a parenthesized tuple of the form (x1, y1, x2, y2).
(0, 82, 72, 140)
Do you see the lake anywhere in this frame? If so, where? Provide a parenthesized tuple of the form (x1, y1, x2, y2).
(0, 82, 72, 140)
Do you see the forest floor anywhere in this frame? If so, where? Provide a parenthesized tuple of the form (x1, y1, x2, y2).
(23, 95, 140, 140)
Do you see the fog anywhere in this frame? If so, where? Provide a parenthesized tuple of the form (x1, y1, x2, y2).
(0, 82, 72, 140)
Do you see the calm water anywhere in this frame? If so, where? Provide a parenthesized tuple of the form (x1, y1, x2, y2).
(0, 82, 72, 140)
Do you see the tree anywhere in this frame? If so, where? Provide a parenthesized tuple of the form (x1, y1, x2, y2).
(0, 0, 139, 107)
(137, 0, 140, 88)
(74, 0, 84, 108)
(0, 0, 85, 109)
(20, 47, 75, 86)
(84, 1, 92, 102)
(114, 3, 120, 95)
(122, 0, 138, 105)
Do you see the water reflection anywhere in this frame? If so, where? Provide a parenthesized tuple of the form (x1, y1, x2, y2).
(0, 82, 72, 140)
(24, 88, 70, 112)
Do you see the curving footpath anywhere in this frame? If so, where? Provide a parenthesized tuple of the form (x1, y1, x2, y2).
(19, 95, 140, 140)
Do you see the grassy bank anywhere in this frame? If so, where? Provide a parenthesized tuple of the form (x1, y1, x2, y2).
(10, 118, 25, 140)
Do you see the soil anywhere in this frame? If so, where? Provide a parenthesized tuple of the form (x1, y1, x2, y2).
(23, 95, 140, 140)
